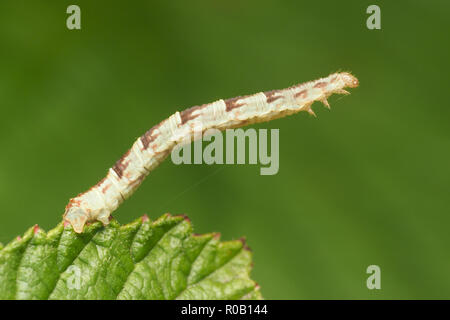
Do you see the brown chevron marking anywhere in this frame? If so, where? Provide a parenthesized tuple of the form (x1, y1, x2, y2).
(102, 184, 111, 194)
(264, 90, 282, 103)
(313, 81, 327, 88)
(112, 149, 131, 178)
(225, 96, 246, 112)
(180, 104, 206, 124)
(294, 89, 308, 99)
(140, 123, 162, 149)
(129, 173, 146, 189)
(92, 177, 109, 194)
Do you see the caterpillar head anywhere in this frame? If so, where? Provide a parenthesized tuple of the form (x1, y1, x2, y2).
(340, 72, 359, 88)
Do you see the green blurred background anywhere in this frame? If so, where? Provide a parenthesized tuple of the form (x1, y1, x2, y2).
(0, 0, 449, 299)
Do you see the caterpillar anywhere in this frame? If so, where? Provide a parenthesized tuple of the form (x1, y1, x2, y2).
(64, 72, 359, 233)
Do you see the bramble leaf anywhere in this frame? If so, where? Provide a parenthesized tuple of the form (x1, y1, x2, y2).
(0, 214, 261, 300)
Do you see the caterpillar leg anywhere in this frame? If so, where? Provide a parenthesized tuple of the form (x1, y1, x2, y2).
(63, 190, 113, 233)
(63, 206, 89, 233)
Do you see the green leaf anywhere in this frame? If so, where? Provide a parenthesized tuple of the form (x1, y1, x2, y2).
(0, 214, 261, 300)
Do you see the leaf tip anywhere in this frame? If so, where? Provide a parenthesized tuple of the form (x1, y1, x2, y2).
(175, 214, 191, 223)
(238, 236, 252, 252)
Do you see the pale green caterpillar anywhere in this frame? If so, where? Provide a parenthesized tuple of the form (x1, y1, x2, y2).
(64, 72, 359, 233)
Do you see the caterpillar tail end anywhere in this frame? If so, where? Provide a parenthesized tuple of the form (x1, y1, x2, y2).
(63, 203, 112, 233)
